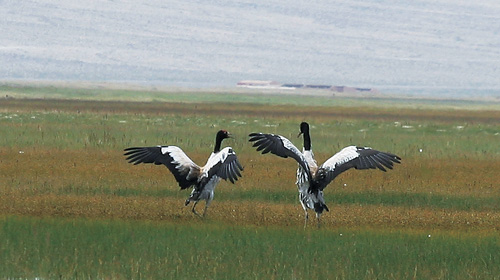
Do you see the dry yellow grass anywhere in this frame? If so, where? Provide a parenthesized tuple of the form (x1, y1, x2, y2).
(2, 146, 499, 231)
(3, 148, 498, 198)
(1, 191, 499, 232)
(2, 139, 499, 234)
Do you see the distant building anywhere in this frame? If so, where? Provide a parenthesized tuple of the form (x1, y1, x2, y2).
(305, 84, 332, 89)
(331, 86, 377, 93)
(281, 83, 305, 89)
(236, 80, 281, 88)
(331, 86, 346, 92)
(237, 80, 377, 93)
(355, 88, 373, 92)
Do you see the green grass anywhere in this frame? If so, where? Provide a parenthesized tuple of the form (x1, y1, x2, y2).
(1, 110, 498, 158)
(2, 216, 499, 279)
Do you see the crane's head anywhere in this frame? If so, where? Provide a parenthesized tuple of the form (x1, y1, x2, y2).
(217, 130, 232, 140)
(298, 122, 310, 137)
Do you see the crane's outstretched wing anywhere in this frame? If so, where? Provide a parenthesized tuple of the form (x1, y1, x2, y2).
(124, 146, 201, 189)
(206, 147, 244, 184)
(313, 146, 401, 191)
(248, 132, 311, 178)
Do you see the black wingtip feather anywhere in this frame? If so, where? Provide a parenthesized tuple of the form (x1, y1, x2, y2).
(248, 133, 263, 142)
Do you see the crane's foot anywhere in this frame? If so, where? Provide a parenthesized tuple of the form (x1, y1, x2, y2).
(191, 201, 203, 218)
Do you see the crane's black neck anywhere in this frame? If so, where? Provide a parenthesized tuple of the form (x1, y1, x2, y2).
(300, 122, 312, 151)
(303, 131, 312, 151)
(214, 130, 228, 153)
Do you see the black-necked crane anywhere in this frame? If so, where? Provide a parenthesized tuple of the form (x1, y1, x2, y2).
(249, 122, 401, 228)
(124, 130, 243, 217)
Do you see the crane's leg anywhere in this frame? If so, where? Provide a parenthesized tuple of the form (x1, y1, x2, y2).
(304, 211, 309, 229)
(202, 206, 208, 217)
(201, 202, 210, 218)
(191, 201, 203, 218)
(201, 194, 213, 218)
(316, 213, 322, 229)
(299, 194, 309, 229)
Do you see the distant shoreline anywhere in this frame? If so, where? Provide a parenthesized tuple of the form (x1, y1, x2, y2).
(1, 79, 499, 103)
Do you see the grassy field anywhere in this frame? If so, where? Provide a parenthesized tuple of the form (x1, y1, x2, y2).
(2, 216, 498, 279)
(1, 85, 499, 279)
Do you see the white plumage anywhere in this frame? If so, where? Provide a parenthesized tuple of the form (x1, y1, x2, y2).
(249, 122, 401, 228)
(125, 130, 243, 217)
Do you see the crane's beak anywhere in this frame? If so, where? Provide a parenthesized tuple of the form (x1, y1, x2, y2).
(297, 132, 303, 138)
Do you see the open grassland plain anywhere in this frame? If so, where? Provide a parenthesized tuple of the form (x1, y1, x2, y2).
(1, 87, 499, 279)
(1, 216, 499, 279)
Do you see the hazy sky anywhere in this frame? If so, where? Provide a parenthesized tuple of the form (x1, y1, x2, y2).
(2, 0, 500, 96)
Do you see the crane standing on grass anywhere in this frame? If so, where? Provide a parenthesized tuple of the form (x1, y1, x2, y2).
(249, 122, 401, 228)
(124, 130, 243, 217)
